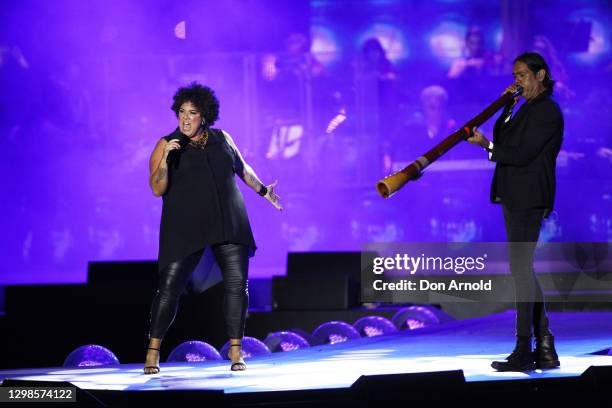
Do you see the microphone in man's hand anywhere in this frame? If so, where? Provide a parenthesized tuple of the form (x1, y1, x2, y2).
(166, 131, 191, 165)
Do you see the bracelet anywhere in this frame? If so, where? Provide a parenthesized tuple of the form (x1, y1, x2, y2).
(258, 185, 268, 197)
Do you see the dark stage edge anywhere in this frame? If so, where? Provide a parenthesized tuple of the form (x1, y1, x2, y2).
(1, 311, 611, 407)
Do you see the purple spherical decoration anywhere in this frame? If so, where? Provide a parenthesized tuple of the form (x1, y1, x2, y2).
(63, 344, 119, 368)
(167, 340, 222, 362)
(312, 321, 361, 345)
(264, 331, 310, 352)
(392, 306, 440, 330)
(353, 315, 397, 337)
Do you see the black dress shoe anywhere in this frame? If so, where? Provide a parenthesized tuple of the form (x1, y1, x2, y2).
(534, 334, 560, 369)
(491, 336, 535, 372)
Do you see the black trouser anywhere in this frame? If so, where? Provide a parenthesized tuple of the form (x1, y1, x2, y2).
(503, 206, 551, 338)
(148, 243, 249, 340)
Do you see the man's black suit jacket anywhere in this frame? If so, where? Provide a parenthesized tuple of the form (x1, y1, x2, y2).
(490, 92, 564, 216)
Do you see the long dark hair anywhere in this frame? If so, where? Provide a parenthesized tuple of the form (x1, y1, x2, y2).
(514, 52, 555, 95)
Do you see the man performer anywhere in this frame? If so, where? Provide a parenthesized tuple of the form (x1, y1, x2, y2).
(467, 52, 563, 372)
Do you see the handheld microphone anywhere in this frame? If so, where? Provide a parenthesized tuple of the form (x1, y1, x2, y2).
(166, 130, 190, 165)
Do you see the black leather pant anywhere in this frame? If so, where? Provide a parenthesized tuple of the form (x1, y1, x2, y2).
(148, 243, 249, 340)
(503, 206, 551, 338)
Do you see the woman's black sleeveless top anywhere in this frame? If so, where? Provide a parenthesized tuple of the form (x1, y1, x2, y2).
(158, 128, 256, 273)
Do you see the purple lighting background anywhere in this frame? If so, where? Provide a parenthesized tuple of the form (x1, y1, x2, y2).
(1, 0, 610, 285)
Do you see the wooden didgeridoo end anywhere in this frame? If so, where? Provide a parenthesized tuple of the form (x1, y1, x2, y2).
(376, 162, 423, 198)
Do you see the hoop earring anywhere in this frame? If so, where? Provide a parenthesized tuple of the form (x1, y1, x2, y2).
(201, 119, 206, 126)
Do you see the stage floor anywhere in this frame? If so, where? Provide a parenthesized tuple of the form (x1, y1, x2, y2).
(0, 311, 611, 394)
